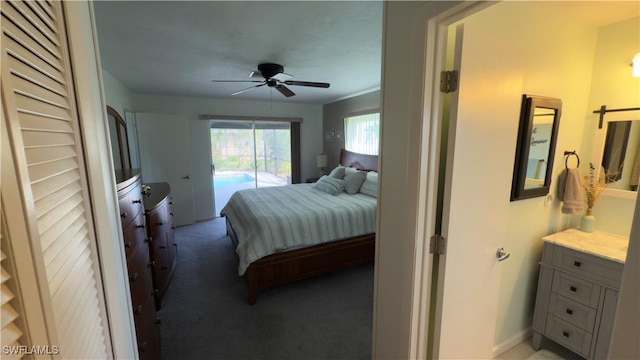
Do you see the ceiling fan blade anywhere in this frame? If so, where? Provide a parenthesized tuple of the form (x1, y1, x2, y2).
(275, 84, 295, 97)
(231, 82, 266, 96)
(212, 79, 264, 83)
(271, 72, 293, 82)
(284, 80, 330, 88)
(248, 70, 262, 78)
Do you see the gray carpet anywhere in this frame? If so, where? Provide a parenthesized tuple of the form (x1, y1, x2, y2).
(158, 218, 374, 360)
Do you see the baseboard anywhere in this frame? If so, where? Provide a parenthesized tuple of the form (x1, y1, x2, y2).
(493, 328, 532, 358)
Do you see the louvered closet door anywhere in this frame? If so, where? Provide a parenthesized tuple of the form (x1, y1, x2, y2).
(1, 1, 110, 358)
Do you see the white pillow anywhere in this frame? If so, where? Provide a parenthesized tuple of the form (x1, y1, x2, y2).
(359, 171, 378, 198)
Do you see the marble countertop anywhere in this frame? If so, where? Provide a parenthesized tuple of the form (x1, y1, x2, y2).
(543, 228, 629, 264)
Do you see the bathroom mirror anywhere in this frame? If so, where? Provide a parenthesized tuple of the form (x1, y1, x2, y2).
(107, 105, 132, 171)
(511, 94, 562, 201)
(591, 114, 640, 197)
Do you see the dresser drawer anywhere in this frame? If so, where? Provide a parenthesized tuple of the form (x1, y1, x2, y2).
(544, 314, 592, 357)
(118, 178, 144, 228)
(551, 245, 624, 289)
(552, 270, 600, 308)
(122, 212, 148, 260)
(548, 292, 597, 331)
(127, 248, 154, 309)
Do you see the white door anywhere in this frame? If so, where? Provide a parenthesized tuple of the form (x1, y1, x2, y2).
(136, 113, 195, 226)
(432, 23, 523, 358)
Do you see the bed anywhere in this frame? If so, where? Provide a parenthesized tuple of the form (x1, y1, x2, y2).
(221, 149, 378, 304)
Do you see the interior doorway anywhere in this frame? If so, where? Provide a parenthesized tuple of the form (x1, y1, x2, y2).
(210, 120, 292, 216)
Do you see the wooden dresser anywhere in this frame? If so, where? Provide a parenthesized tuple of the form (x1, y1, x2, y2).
(116, 170, 161, 360)
(532, 229, 628, 359)
(143, 182, 177, 308)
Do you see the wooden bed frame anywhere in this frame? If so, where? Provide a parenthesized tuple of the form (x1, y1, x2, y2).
(226, 149, 378, 304)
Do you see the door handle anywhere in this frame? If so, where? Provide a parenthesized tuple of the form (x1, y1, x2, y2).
(496, 247, 510, 262)
(182, 175, 191, 179)
(211, 163, 216, 175)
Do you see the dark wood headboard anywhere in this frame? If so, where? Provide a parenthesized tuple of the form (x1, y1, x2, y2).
(339, 149, 379, 172)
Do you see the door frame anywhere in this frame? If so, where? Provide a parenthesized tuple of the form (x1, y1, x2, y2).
(375, 1, 496, 358)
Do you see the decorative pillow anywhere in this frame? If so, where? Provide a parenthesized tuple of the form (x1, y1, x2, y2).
(348, 161, 363, 170)
(313, 175, 344, 196)
(359, 171, 378, 198)
(343, 171, 367, 195)
(328, 165, 346, 179)
(344, 166, 359, 175)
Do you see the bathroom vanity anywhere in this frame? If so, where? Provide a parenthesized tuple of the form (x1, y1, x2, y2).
(532, 229, 628, 359)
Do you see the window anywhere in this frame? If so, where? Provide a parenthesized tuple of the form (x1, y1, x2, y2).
(344, 112, 380, 155)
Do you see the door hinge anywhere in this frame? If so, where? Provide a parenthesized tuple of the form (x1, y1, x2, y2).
(440, 70, 458, 93)
(430, 234, 446, 255)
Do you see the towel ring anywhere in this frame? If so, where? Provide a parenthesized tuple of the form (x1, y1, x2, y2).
(564, 151, 580, 169)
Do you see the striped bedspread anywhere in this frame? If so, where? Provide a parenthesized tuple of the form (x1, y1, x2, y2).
(220, 184, 377, 275)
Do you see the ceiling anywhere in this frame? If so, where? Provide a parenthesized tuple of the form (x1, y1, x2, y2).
(93, 1, 383, 105)
(93, 1, 638, 106)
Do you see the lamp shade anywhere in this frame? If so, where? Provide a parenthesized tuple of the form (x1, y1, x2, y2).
(633, 53, 640, 77)
(316, 154, 328, 168)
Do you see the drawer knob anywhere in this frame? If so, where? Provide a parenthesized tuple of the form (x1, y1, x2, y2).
(173, 243, 177, 247)
(132, 199, 142, 204)
(159, 245, 166, 249)
(570, 286, 577, 292)
(161, 266, 168, 270)
(124, 241, 132, 249)
(170, 212, 174, 216)
(129, 273, 138, 282)
(134, 305, 142, 315)
(148, 261, 156, 268)
(138, 342, 147, 352)
(121, 212, 128, 218)
(574, 261, 582, 267)
(136, 224, 145, 229)
(145, 237, 153, 244)
(562, 331, 570, 338)
(157, 222, 164, 226)
(172, 226, 176, 230)
(566, 308, 573, 315)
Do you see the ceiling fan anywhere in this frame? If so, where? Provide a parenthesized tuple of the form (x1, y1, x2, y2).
(212, 63, 330, 98)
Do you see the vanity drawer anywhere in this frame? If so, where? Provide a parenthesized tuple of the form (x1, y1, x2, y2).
(551, 270, 600, 308)
(551, 245, 624, 289)
(545, 314, 592, 358)
(548, 292, 597, 331)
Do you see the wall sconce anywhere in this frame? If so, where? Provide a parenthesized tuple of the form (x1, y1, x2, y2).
(632, 52, 640, 77)
(316, 154, 328, 177)
(325, 128, 343, 142)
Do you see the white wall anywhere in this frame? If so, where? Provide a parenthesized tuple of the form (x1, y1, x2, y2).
(458, 2, 600, 347)
(456, 5, 639, 350)
(131, 94, 323, 221)
(102, 69, 134, 116)
(322, 90, 380, 167)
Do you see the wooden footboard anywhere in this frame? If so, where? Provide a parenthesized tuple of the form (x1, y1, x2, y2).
(226, 218, 375, 305)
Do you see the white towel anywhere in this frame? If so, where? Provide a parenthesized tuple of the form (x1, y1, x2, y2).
(560, 168, 584, 215)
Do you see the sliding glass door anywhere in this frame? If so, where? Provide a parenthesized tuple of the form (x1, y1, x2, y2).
(210, 120, 291, 215)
